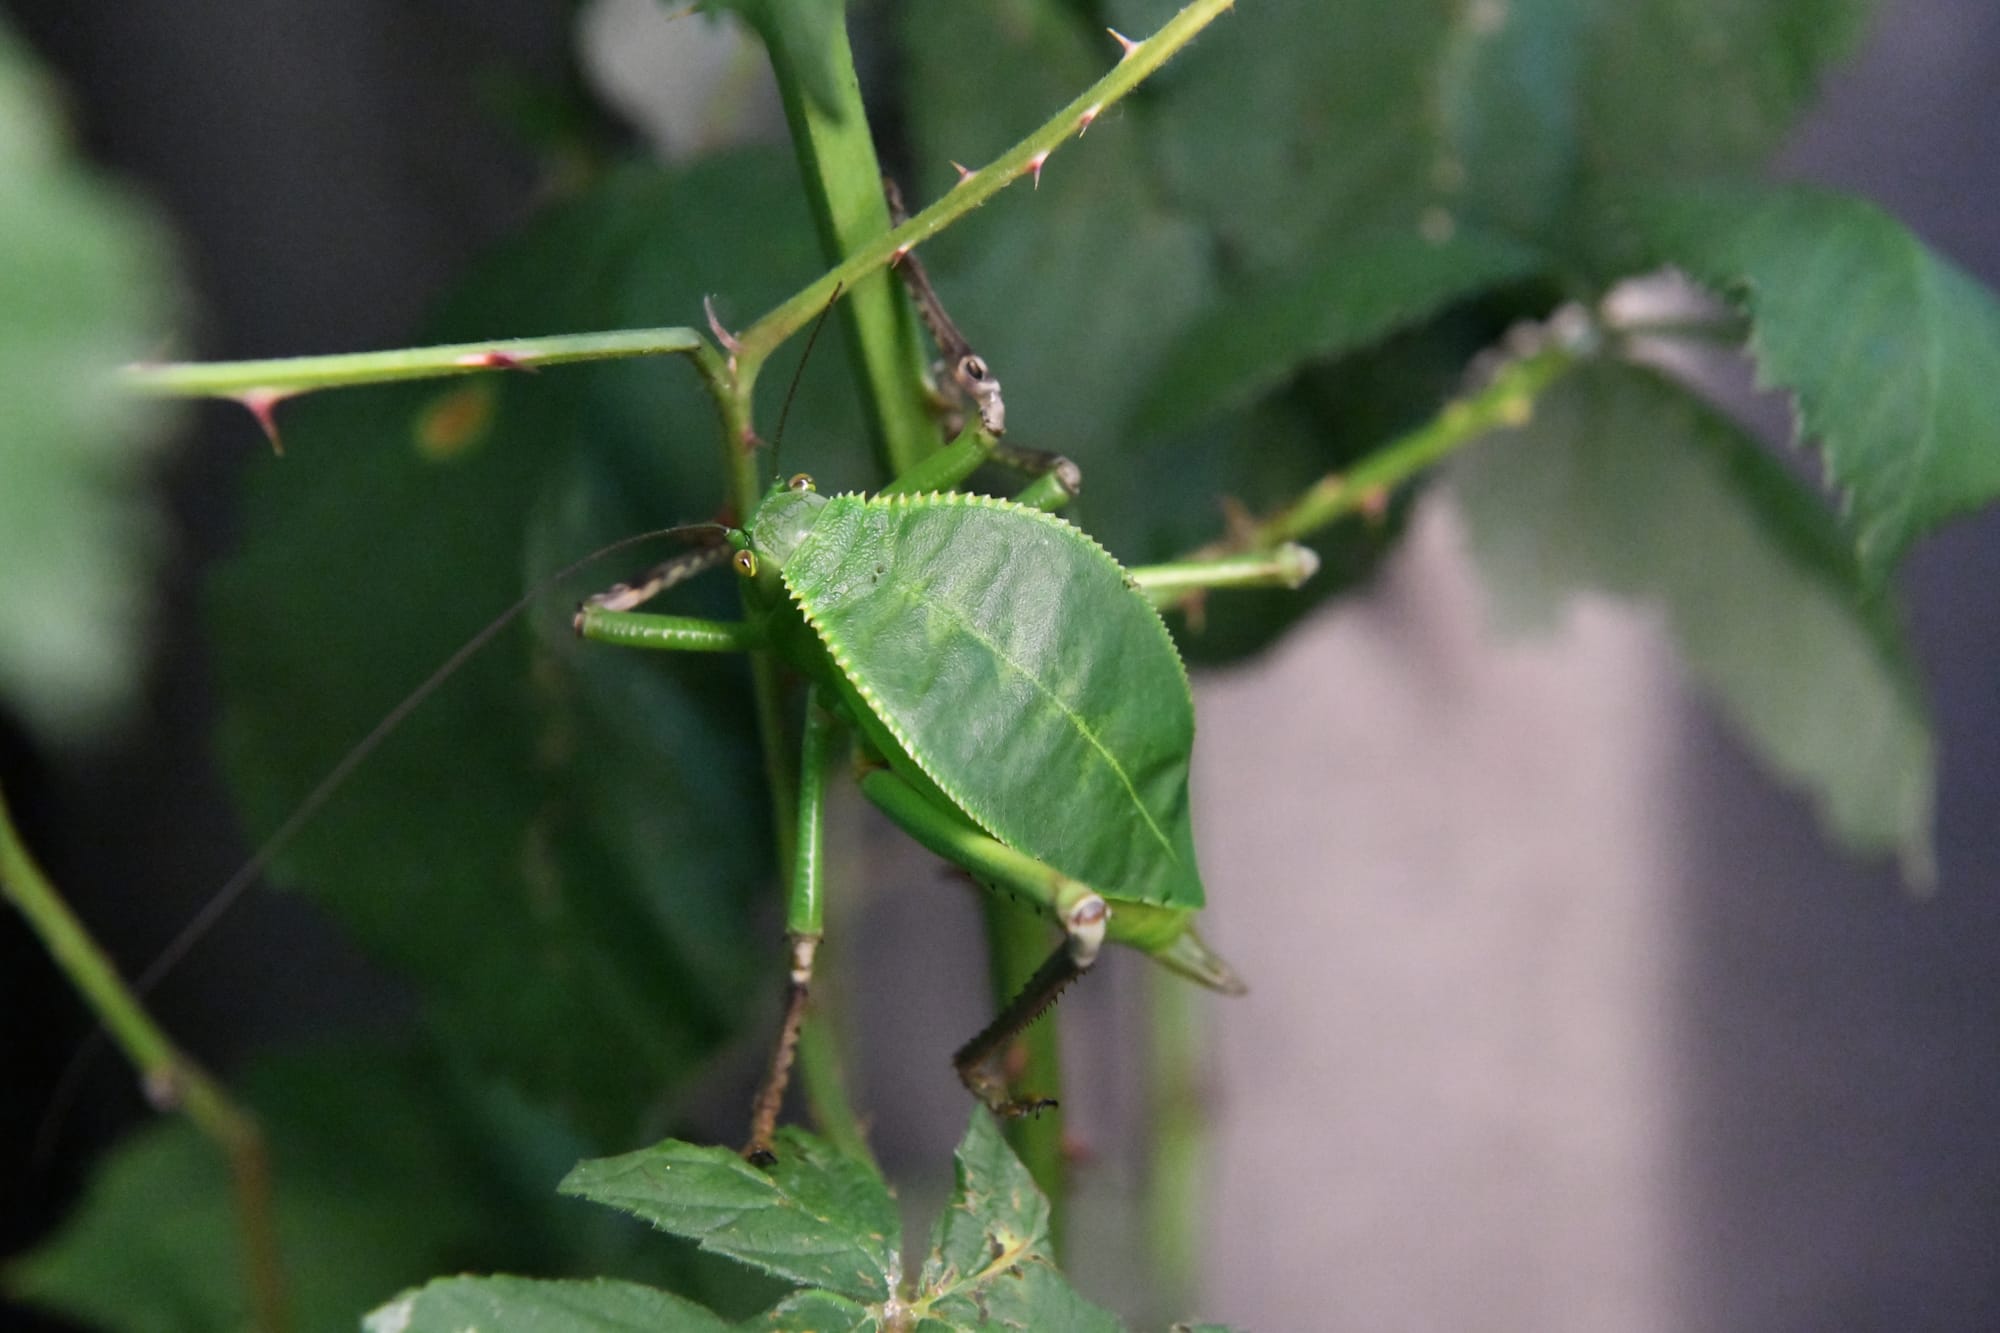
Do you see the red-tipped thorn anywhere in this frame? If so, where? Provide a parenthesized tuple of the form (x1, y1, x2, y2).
(1027, 150, 1050, 189)
(704, 294, 742, 355)
(1078, 103, 1103, 136)
(951, 160, 976, 187)
(890, 243, 912, 268)
(456, 350, 533, 372)
(1107, 27, 1141, 59)
(239, 389, 287, 455)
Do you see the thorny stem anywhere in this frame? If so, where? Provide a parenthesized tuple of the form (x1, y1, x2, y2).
(732, 0, 1240, 377)
(0, 787, 287, 1333)
(122, 328, 705, 400)
(1173, 340, 1582, 586)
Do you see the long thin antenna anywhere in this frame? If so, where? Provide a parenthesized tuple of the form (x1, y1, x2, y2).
(770, 281, 843, 479)
(32, 521, 726, 1164)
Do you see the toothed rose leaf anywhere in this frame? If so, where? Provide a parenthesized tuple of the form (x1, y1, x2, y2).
(905, 1113, 1120, 1332)
(1131, 225, 1545, 436)
(735, 1290, 874, 1332)
(1637, 182, 2000, 579)
(559, 1128, 899, 1302)
(1457, 360, 1935, 884)
(0, 20, 179, 741)
(366, 1276, 729, 1333)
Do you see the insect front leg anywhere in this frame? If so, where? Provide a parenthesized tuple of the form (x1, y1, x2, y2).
(577, 542, 730, 615)
(742, 689, 839, 1164)
(856, 768, 1108, 1117)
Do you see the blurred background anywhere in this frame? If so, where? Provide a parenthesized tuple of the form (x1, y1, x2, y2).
(2, 1, 1997, 1329)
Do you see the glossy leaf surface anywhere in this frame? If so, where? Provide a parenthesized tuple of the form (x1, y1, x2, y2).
(1639, 182, 2000, 578)
(1458, 360, 1935, 883)
(784, 494, 1202, 909)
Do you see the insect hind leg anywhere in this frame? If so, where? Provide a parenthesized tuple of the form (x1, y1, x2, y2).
(856, 767, 1108, 1115)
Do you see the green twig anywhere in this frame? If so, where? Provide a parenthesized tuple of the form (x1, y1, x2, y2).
(733, 0, 1240, 376)
(122, 327, 706, 400)
(1143, 967, 1206, 1325)
(1129, 543, 1321, 605)
(0, 786, 288, 1333)
(753, 1, 938, 476)
(1185, 341, 1580, 568)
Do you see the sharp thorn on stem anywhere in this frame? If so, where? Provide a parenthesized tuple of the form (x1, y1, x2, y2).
(237, 389, 288, 454)
(455, 350, 532, 373)
(891, 243, 911, 268)
(1078, 103, 1102, 135)
(951, 160, 976, 186)
(703, 294, 742, 355)
(1107, 27, 1141, 59)
(1027, 150, 1050, 189)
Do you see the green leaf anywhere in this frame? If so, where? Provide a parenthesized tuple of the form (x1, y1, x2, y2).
(1638, 182, 2000, 578)
(206, 153, 869, 1146)
(911, 1112, 1121, 1332)
(1107, 0, 1867, 264)
(9, 1044, 615, 1333)
(368, 1277, 730, 1333)
(1457, 360, 1935, 884)
(1131, 225, 1545, 437)
(735, 1290, 874, 1332)
(560, 1128, 899, 1301)
(0, 18, 179, 741)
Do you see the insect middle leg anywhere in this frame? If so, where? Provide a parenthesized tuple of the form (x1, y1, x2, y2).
(742, 688, 840, 1163)
(856, 767, 1107, 1116)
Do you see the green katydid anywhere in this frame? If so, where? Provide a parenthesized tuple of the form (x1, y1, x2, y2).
(574, 419, 1313, 1156)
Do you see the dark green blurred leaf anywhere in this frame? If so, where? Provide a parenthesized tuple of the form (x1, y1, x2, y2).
(1638, 182, 2000, 579)
(562, 1127, 897, 1301)
(0, 19, 179, 741)
(367, 1276, 730, 1333)
(1458, 360, 1934, 884)
(1132, 225, 1544, 436)
(9, 1044, 623, 1333)
(207, 152, 867, 1147)
(1107, 0, 1868, 265)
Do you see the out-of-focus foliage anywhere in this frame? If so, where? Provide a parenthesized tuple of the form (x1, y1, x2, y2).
(0, 17, 179, 742)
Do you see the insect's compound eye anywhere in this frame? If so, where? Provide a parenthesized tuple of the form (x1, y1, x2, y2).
(961, 355, 989, 383)
(787, 473, 815, 493)
(733, 549, 759, 578)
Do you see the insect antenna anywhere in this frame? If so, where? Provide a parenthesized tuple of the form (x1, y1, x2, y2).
(769, 281, 843, 480)
(31, 521, 727, 1166)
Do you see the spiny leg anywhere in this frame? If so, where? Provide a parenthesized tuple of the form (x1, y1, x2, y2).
(857, 767, 1107, 1116)
(581, 541, 729, 615)
(743, 689, 839, 1163)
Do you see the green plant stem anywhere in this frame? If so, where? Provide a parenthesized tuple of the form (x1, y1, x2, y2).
(1143, 967, 1206, 1324)
(121, 327, 705, 399)
(1129, 543, 1320, 604)
(733, 0, 1241, 375)
(979, 895, 1067, 1259)
(0, 786, 287, 1333)
(753, 0, 937, 476)
(1211, 342, 1578, 555)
